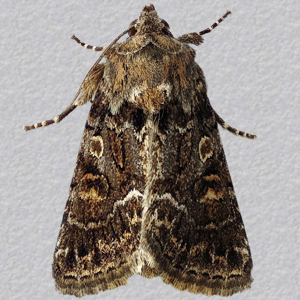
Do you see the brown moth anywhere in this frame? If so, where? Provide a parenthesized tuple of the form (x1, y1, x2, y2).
(24, 4, 256, 297)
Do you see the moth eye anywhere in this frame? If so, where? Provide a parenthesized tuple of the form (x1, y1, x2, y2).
(128, 19, 138, 37)
(161, 19, 171, 35)
(130, 19, 138, 26)
(161, 19, 170, 29)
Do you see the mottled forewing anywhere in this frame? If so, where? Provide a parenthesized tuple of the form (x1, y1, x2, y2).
(142, 63, 253, 296)
(52, 85, 145, 297)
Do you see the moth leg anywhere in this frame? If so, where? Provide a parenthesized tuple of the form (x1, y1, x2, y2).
(178, 10, 231, 45)
(198, 10, 231, 35)
(23, 104, 77, 131)
(71, 35, 104, 51)
(214, 110, 257, 139)
(23, 63, 105, 131)
(24, 26, 131, 132)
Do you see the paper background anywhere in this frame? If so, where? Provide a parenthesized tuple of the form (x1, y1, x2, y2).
(1, 0, 299, 299)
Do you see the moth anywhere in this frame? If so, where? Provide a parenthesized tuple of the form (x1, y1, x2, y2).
(24, 4, 256, 297)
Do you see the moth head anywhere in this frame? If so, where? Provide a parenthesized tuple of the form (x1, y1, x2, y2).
(128, 4, 172, 37)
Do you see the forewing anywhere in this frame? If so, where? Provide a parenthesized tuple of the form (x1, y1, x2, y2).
(52, 92, 145, 297)
(142, 65, 253, 296)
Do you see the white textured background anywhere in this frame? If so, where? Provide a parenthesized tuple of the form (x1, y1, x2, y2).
(1, 0, 299, 299)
